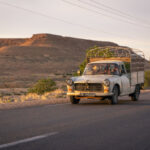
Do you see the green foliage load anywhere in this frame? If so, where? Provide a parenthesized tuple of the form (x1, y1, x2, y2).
(79, 59, 88, 75)
(144, 71, 150, 88)
(75, 45, 132, 75)
(77, 46, 115, 75)
(87, 46, 114, 58)
(28, 78, 57, 95)
(124, 62, 130, 73)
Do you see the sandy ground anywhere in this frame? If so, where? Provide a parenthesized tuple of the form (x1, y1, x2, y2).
(0, 90, 150, 110)
(0, 98, 69, 110)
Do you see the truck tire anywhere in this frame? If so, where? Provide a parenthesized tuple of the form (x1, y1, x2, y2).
(110, 86, 119, 104)
(131, 85, 140, 101)
(70, 96, 80, 104)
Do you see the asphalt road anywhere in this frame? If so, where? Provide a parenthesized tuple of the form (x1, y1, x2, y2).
(0, 92, 150, 150)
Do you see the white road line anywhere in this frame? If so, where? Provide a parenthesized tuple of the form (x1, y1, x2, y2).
(0, 132, 58, 149)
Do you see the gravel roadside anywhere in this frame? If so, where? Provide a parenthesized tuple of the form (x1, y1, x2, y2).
(0, 90, 149, 110)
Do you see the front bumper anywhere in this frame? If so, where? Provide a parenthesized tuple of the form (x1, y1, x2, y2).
(67, 91, 113, 97)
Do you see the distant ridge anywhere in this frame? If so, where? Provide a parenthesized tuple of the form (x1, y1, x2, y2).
(0, 34, 118, 48)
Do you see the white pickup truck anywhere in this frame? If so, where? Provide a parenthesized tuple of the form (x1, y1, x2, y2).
(66, 47, 145, 104)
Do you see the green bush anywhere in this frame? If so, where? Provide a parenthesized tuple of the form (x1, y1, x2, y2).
(28, 78, 57, 95)
(144, 71, 150, 88)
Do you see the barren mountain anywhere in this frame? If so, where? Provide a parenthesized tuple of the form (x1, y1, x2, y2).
(0, 33, 148, 88)
(0, 34, 118, 88)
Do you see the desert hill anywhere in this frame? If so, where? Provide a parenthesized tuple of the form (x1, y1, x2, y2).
(0, 34, 118, 88)
(0, 33, 148, 88)
(0, 34, 118, 74)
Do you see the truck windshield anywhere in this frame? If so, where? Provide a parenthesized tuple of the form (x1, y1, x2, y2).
(83, 63, 120, 75)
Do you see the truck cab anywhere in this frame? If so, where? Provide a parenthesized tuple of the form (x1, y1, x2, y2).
(66, 47, 145, 104)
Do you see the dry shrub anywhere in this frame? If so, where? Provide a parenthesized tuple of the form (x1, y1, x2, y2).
(28, 78, 57, 95)
(0, 88, 66, 104)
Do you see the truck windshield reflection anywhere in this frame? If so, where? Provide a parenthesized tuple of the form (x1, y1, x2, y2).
(83, 63, 120, 75)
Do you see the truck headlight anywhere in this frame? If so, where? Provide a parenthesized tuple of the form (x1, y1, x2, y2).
(104, 79, 110, 86)
(66, 79, 74, 86)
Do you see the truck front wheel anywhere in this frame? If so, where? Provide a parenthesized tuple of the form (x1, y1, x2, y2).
(110, 86, 119, 104)
(70, 96, 80, 104)
(130, 85, 140, 101)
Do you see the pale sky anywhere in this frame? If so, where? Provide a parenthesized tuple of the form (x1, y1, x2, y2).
(0, 0, 150, 59)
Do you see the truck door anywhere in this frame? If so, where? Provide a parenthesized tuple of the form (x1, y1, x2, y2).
(120, 64, 130, 94)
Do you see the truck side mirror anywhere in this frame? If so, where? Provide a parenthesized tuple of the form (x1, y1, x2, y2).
(120, 70, 125, 76)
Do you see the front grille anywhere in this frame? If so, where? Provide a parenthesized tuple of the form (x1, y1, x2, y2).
(74, 83, 103, 92)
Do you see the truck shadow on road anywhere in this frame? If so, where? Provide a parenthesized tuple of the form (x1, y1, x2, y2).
(78, 99, 150, 106)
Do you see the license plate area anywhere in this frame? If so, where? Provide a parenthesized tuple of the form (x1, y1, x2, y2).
(81, 93, 95, 96)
